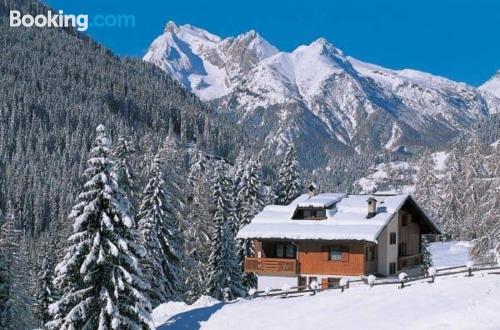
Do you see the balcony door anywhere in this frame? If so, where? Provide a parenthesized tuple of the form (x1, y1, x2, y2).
(275, 243, 296, 259)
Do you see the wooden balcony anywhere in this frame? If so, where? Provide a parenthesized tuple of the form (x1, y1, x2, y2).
(398, 254, 422, 270)
(244, 257, 298, 274)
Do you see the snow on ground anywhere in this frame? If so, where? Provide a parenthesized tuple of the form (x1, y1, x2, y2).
(154, 241, 499, 330)
(155, 274, 500, 330)
(429, 241, 473, 268)
(152, 296, 220, 328)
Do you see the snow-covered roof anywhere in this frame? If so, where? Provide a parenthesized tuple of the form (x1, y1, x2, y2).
(296, 193, 345, 208)
(237, 193, 433, 243)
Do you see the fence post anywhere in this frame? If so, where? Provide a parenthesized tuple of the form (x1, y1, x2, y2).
(428, 267, 437, 283)
(466, 261, 474, 277)
(399, 272, 408, 289)
(339, 277, 349, 293)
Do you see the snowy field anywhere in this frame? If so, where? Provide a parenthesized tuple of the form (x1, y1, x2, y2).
(154, 242, 499, 330)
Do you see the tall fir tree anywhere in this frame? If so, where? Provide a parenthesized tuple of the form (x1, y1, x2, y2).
(462, 134, 490, 240)
(421, 236, 433, 271)
(441, 146, 466, 239)
(0, 207, 33, 329)
(183, 150, 213, 302)
(137, 152, 182, 307)
(112, 136, 137, 207)
(471, 142, 500, 261)
(234, 156, 264, 289)
(414, 152, 441, 221)
(47, 125, 153, 330)
(35, 253, 56, 327)
(273, 146, 301, 205)
(206, 164, 245, 301)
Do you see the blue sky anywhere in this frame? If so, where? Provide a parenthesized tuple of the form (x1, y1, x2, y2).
(46, 0, 500, 86)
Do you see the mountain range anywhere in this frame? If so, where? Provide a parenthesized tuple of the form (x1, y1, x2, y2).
(144, 22, 500, 165)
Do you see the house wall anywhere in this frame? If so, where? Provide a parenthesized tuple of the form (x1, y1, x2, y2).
(364, 244, 378, 274)
(398, 211, 421, 256)
(257, 275, 298, 290)
(297, 241, 365, 276)
(377, 214, 399, 276)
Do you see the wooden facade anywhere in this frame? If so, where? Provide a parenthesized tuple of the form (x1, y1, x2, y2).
(250, 239, 371, 276)
(243, 198, 439, 281)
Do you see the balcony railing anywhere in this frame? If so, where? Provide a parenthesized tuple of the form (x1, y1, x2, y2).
(244, 257, 298, 274)
(398, 254, 422, 270)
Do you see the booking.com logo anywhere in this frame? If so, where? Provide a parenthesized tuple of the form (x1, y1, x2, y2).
(9, 10, 135, 32)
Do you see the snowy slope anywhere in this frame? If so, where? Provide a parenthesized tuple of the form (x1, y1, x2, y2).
(154, 241, 491, 330)
(144, 22, 500, 161)
(154, 272, 499, 330)
(356, 151, 448, 194)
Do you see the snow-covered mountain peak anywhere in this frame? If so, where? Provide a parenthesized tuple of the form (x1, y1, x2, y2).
(222, 29, 278, 64)
(479, 70, 500, 98)
(164, 20, 177, 32)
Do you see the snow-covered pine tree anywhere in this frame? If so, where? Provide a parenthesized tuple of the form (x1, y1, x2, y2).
(421, 236, 433, 271)
(234, 156, 264, 289)
(462, 134, 490, 240)
(137, 152, 182, 307)
(112, 136, 136, 206)
(0, 207, 33, 330)
(35, 253, 55, 326)
(232, 150, 247, 194)
(183, 151, 213, 302)
(471, 143, 500, 261)
(206, 164, 245, 301)
(274, 146, 301, 205)
(47, 125, 153, 330)
(441, 146, 466, 240)
(414, 152, 441, 222)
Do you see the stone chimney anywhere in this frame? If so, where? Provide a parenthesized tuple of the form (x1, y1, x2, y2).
(366, 196, 377, 219)
(308, 182, 318, 198)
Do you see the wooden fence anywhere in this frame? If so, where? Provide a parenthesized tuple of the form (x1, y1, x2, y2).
(249, 263, 500, 299)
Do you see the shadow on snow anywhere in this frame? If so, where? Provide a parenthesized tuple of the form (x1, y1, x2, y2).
(156, 303, 224, 330)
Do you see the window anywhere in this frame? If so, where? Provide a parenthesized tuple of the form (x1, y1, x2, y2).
(316, 209, 326, 218)
(402, 216, 408, 227)
(328, 278, 340, 288)
(390, 232, 397, 245)
(329, 246, 342, 261)
(293, 208, 327, 220)
(276, 243, 295, 259)
(389, 262, 396, 275)
(365, 246, 376, 262)
(299, 277, 307, 288)
(308, 277, 317, 285)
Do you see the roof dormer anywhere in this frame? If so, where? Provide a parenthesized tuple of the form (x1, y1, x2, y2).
(292, 207, 327, 220)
